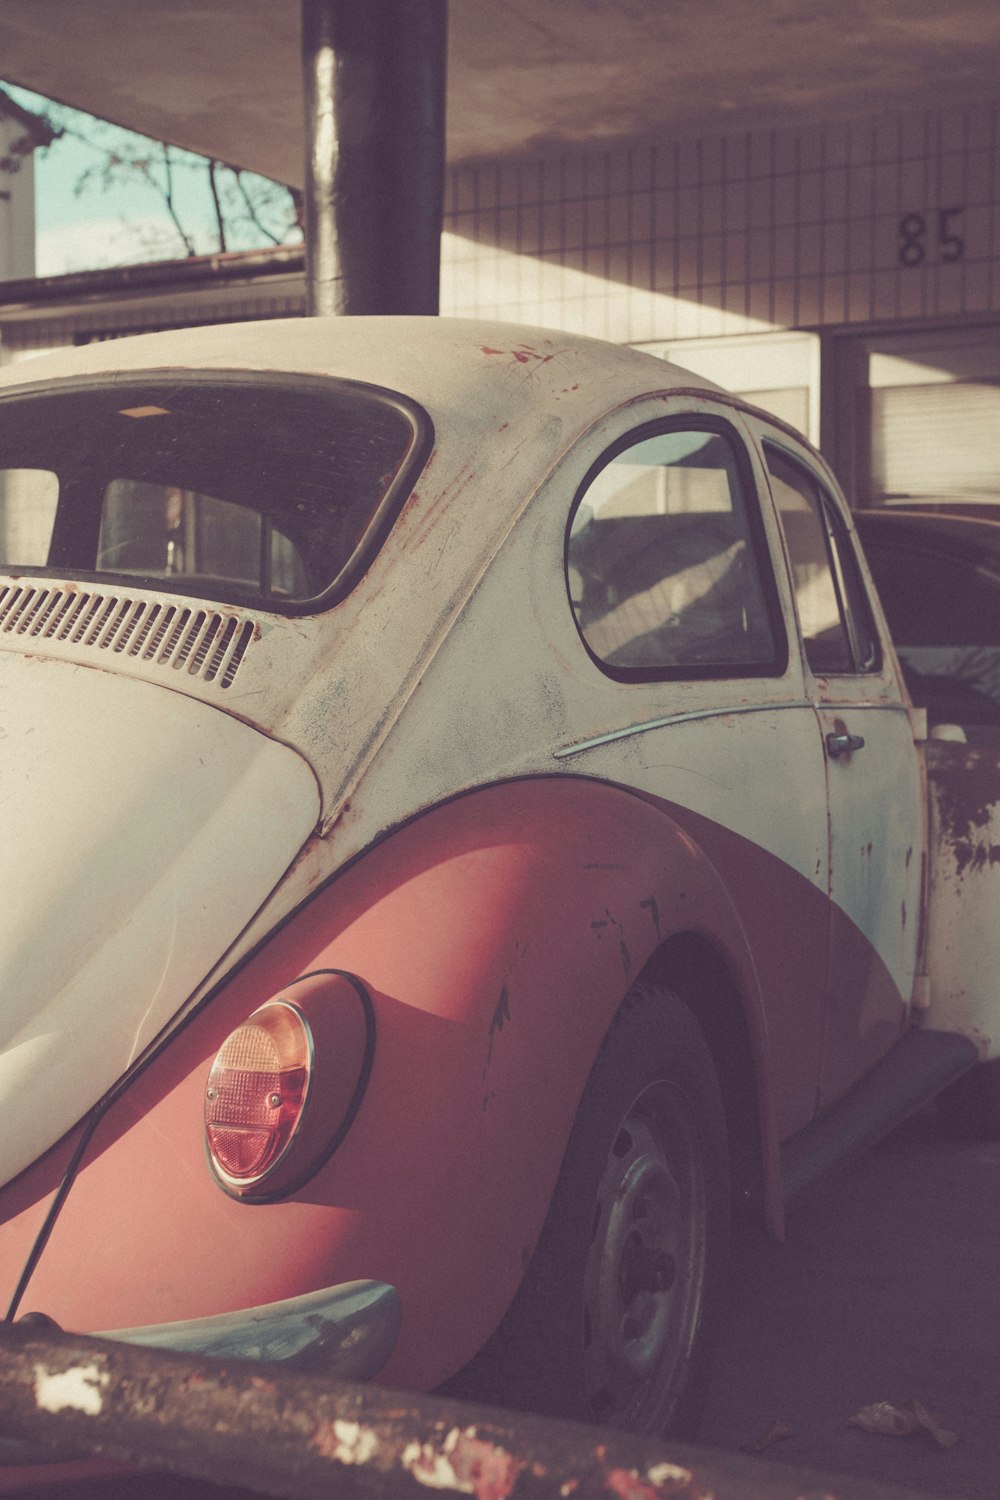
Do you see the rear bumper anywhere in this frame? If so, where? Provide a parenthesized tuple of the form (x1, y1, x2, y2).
(0, 1278, 399, 1468)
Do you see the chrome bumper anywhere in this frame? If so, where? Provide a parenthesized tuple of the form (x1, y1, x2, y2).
(101, 1278, 400, 1376)
(0, 1279, 399, 1467)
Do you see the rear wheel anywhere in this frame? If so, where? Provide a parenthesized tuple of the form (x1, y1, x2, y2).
(444, 983, 730, 1437)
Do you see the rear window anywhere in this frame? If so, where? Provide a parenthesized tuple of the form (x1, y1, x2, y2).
(0, 374, 429, 611)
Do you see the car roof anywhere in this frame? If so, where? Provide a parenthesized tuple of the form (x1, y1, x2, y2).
(855, 505, 1000, 569)
(0, 316, 724, 442)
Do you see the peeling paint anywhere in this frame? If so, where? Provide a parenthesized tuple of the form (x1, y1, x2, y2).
(401, 1426, 529, 1500)
(600, 1460, 697, 1500)
(478, 344, 554, 367)
(402, 1435, 467, 1491)
(956, 841, 1000, 873)
(451, 1429, 527, 1500)
(6, 1312, 923, 1500)
(33, 1360, 108, 1416)
(402, 1428, 470, 1492)
(312, 1417, 380, 1465)
(603, 1466, 661, 1500)
(589, 909, 631, 982)
(645, 1463, 693, 1487)
(484, 984, 512, 1077)
(930, 743, 1000, 876)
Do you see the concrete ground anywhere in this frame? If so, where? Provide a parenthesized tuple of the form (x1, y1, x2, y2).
(701, 1107, 1000, 1498)
(15, 1108, 1000, 1500)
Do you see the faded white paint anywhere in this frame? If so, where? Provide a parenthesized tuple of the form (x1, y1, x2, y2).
(0, 321, 744, 1061)
(0, 651, 319, 1187)
(739, 407, 926, 1030)
(0, 316, 968, 1178)
(33, 1361, 108, 1416)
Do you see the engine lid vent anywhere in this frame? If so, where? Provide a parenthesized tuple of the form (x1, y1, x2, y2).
(0, 585, 255, 689)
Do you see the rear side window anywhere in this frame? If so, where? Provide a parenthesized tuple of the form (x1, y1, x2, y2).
(765, 444, 879, 675)
(566, 424, 783, 679)
(0, 374, 429, 612)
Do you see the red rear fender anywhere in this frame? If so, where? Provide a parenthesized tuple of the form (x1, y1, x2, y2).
(14, 777, 767, 1391)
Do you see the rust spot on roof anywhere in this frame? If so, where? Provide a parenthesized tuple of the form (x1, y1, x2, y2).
(479, 344, 554, 366)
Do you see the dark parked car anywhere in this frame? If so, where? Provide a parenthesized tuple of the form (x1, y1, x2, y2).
(855, 506, 1000, 738)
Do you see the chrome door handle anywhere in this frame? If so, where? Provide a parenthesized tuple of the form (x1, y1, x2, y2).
(826, 731, 865, 758)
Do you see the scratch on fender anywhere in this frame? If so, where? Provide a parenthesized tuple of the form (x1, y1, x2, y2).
(640, 896, 661, 941)
(641, 760, 731, 789)
(592, 910, 631, 983)
(483, 984, 511, 1080)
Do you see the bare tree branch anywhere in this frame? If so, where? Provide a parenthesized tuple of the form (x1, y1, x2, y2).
(161, 143, 198, 257)
(21, 94, 299, 262)
(231, 168, 282, 246)
(207, 158, 228, 252)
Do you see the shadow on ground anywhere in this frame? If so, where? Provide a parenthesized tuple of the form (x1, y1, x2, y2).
(701, 1108, 1000, 1498)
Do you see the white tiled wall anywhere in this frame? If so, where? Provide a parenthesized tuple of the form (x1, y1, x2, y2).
(442, 102, 1000, 341)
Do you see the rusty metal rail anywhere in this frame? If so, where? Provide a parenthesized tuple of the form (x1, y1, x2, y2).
(0, 1320, 946, 1500)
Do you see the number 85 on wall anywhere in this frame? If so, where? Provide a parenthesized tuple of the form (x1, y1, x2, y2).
(898, 208, 965, 266)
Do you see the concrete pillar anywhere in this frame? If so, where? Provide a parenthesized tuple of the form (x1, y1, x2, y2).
(301, 0, 447, 317)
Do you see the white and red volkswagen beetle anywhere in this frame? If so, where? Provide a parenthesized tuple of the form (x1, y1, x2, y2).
(0, 317, 986, 1471)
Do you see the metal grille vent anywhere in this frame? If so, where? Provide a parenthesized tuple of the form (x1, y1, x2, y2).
(0, 585, 255, 689)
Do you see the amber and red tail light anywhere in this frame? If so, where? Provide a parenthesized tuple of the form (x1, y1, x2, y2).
(204, 970, 375, 1202)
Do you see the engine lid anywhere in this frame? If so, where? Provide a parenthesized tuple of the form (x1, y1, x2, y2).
(0, 652, 320, 1188)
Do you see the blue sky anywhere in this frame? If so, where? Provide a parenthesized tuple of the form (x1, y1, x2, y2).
(3, 83, 299, 275)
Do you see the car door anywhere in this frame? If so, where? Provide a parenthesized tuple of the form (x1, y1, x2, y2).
(752, 424, 924, 1110)
(556, 401, 833, 1140)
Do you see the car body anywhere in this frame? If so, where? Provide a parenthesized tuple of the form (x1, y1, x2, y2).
(853, 503, 1000, 1115)
(0, 318, 990, 1468)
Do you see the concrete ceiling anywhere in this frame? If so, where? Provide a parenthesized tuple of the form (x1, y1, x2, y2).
(1, 0, 999, 183)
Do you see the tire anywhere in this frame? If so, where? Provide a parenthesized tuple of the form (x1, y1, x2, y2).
(442, 982, 731, 1437)
(937, 1057, 1000, 1139)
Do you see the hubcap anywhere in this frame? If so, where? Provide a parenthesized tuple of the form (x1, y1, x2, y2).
(581, 1081, 706, 1429)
